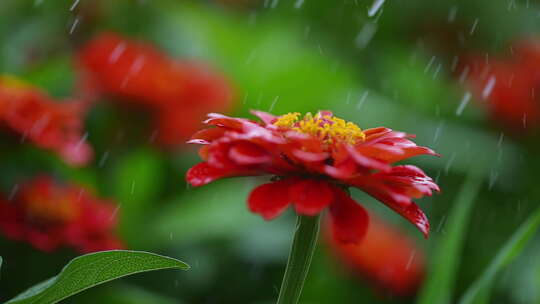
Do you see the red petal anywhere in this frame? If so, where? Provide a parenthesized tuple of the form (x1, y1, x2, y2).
(189, 127, 227, 144)
(290, 180, 334, 216)
(329, 187, 369, 243)
(228, 141, 272, 165)
(186, 162, 248, 186)
(248, 179, 294, 220)
(250, 110, 277, 125)
(350, 173, 432, 237)
(291, 149, 329, 162)
(397, 202, 430, 238)
(204, 113, 251, 130)
(346, 145, 392, 172)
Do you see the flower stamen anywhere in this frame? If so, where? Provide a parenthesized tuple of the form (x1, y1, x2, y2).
(274, 111, 366, 145)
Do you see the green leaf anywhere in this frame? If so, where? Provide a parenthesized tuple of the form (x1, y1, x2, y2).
(5, 250, 189, 304)
(458, 206, 540, 304)
(417, 169, 483, 304)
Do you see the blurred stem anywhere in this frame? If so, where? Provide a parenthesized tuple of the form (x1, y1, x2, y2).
(276, 215, 320, 304)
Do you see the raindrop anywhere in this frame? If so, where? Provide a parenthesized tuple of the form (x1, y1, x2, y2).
(433, 121, 445, 143)
(444, 152, 456, 174)
(451, 56, 459, 72)
(482, 76, 496, 99)
(69, 17, 80, 35)
(8, 184, 19, 201)
(424, 56, 436, 74)
(294, 0, 304, 9)
(432, 63, 442, 79)
(405, 251, 416, 270)
(448, 6, 458, 22)
(456, 92, 471, 116)
(458, 65, 470, 83)
(70, 0, 81, 11)
(508, 0, 517, 10)
(269, 96, 280, 111)
(469, 18, 479, 35)
(129, 55, 146, 75)
(242, 93, 249, 105)
(270, 0, 279, 9)
(317, 44, 324, 55)
(367, 0, 385, 17)
(110, 203, 121, 220)
(436, 216, 447, 232)
(497, 133, 504, 147)
(75, 132, 89, 149)
(98, 151, 110, 168)
(356, 91, 369, 110)
(355, 22, 378, 49)
(109, 43, 126, 63)
(130, 180, 136, 195)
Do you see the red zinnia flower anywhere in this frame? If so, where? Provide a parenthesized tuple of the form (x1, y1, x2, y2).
(326, 213, 425, 296)
(0, 76, 93, 166)
(461, 38, 540, 132)
(76, 32, 234, 147)
(0, 176, 123, 253)
(186, 111, 439, 243)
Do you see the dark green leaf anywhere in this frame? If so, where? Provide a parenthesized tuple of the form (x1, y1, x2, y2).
(6, 250, 189, 304)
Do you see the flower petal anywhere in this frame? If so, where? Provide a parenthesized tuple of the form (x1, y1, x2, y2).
(350, 181, 431, 237)
(290, 180, 334, 216)
(248, 179, 294, 220)
(186, 162, 252, 187)
(250, 110, 277, 125)
(189, 127, 227, 144)
(204, 113, 251, 130)
(329, 187, 369, 243)
(228, 141, 272, 165)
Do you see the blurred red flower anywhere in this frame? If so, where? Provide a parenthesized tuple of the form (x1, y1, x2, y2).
(186, 111, 439, 243)
(0, 176, 123, 253)
(0, 76, 93, 166)
(326, 213, 425, 296)
(461, 38, 540, 133)
(76, 32, 235, 147)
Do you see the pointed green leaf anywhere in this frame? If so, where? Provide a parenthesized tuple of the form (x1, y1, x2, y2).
(417, 169, 483, 304)
(459, 206, 540, 304)
(5, 250, 189, 304)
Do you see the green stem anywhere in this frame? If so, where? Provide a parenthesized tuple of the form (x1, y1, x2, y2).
(276, 215, 320, 304)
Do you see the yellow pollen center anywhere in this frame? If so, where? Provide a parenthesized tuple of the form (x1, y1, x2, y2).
(273, 112, 365, 145)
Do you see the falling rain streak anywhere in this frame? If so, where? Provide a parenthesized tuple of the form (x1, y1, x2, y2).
(456, 92, 471, 115)
(367, 0, 385, 17)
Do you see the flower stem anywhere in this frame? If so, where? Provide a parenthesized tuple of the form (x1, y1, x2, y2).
(276, 214, 320, 304)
